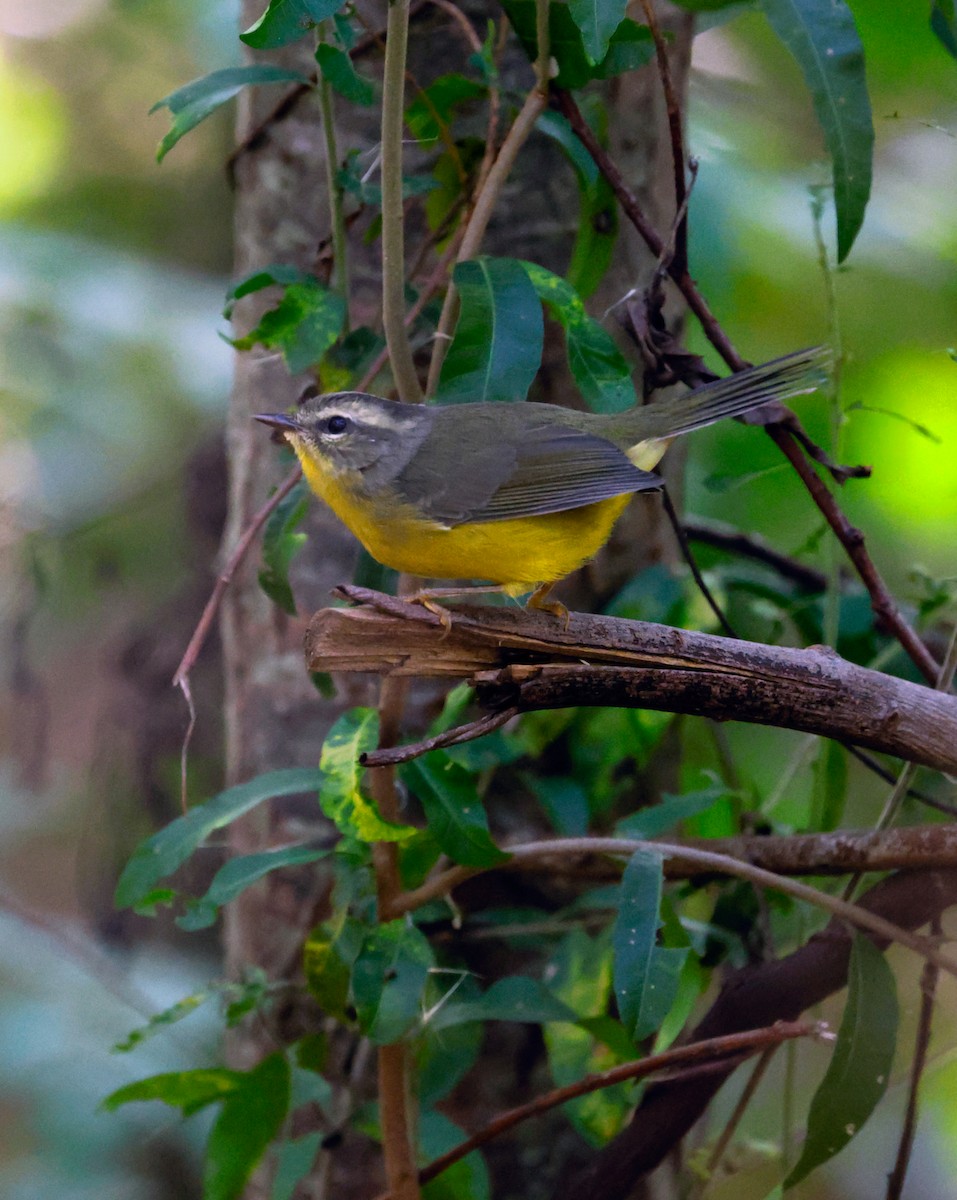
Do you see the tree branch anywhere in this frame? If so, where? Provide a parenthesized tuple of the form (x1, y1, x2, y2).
(305, 590, 957, 774)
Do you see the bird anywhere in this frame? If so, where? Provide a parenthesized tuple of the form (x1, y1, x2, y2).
(255, 346, 829, 616)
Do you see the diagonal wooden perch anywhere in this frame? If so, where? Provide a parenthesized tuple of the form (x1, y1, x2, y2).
(306, 586, 957, 774)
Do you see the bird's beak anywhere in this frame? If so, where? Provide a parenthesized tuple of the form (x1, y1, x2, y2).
(253, 412, 300, 433)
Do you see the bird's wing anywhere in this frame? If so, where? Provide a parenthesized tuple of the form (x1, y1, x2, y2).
(396, 414, 661, 526)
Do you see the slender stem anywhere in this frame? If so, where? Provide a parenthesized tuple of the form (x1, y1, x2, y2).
(378, 1043, 419, 1200)
(639, 0, 688, 276)
(317, 26, 349, 317)
(380, 0, 423, 403)
(660, 487, 736, 637)
(765, 426, 940, 683)
(173, 466, 301, 691)
(425, 86, 548, 396)
(811, 189, 844, 652)
(886, 914, 941, 1200)
(698, 1047, 777, 1194)
(683, 519, 827, 592)
(370, 674, 419, 1200)
(389, 837, 957, 978)
(371, 1022, 818, 1198)
(534, 0, 551, 92)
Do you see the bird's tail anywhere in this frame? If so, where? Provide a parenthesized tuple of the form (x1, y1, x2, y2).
(639, 345, 832, 440)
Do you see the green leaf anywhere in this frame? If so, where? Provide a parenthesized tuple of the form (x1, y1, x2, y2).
(430, 975, 576, 1030)
(103, 1069, 242, 1116)
(654, 946, 706, 1051)
(526, 775, 590, 836)
(417, 1010, 483, 1103)
(406, 73, 485, 147)
(224, 969, 274, 1027)
(761, 0, 873, 262)
(205, 845, 329, 907)
(932, 0, 957, 59)
(352, 546, 398, 594)
(535, 113, 617, 300)
(241, 0, 342, 48)
(319, 709, 416, 842)
(205, 1053, 291, 1200)
(272, 1132, 323, 1200)
(230, 277, 346, 374)
(567, 174, 618, 300)
(435, 258, 543, 404)
(315, 42, 374, 105)
(336, 149, 438, 207)
(544, 928, 633, 1143)
(784, 934, 898, 1188)
(613, 850, 686, 1040)
(615, 784, 731, 839)
(351, 920, 434, 1043)
(420, 1109, 491, 1200)
(115, 768, 322, 910)
(401, 751, 509, 867)
(520, 262, 634, 412)
(113, 990, 212, 1052)
(259, 479, 310, 615)
(811, 738, 848, 832)
(304, 920, 363, 1021)
(223, 265, 310, 316)
(536, 110, 599, 185)
(150, 67, 308, 162)
(568, 0, 629, 63)
(501, 0, 654, 88)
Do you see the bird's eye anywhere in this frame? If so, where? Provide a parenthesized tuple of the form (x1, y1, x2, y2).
(326, 414, 350, 436)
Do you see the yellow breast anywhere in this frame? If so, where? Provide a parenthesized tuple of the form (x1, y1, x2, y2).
(297, 447, 632, 594)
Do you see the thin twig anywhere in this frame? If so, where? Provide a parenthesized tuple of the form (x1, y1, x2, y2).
(682, 519, 827, 592)
(660, 488, 736, 637)
(473, 17, 508, 198)
(765, 426, 939, 684)
(698, 1047, 777, 1196)
(534, 0, 551, 93)
(317, 25, 349, 311)
(380, 0, 423, 403)
(388, 823, 957, 886)
(426, 0, 483, 54)
(363, 706, 519, 767)
(371, 1022, 819, 1199)
(551, 86, 939, 686)
(389, 836, 957, 979)
(639, 0, 688, 276)
(173, 466, 302, 693)
(843, 747, 957, 818)
(177, 674, 197, 813)
(886, 914, 941, 1200)
(425, 86, 548, 395)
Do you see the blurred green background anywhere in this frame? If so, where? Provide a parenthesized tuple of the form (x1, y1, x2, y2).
(1, 1, 955, 1197)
